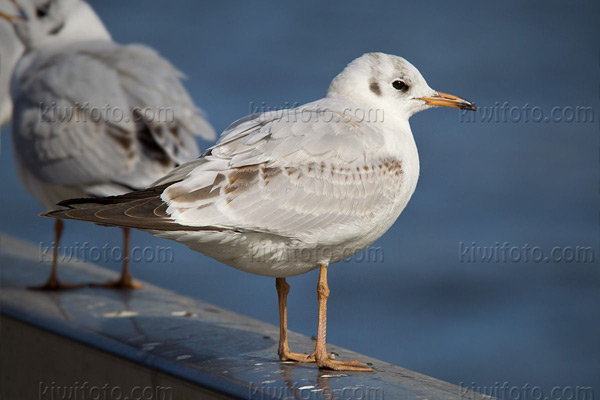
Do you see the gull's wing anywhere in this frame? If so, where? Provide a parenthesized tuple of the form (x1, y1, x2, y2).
(11, 41, 215, 195)
(45, 100, 405, 241)
(0, 0, 24, 125)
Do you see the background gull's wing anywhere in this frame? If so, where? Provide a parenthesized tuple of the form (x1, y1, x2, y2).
(107, 43, 216, 151)
(11, 41, 215, 196)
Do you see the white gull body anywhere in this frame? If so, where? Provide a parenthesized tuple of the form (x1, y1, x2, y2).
(150, 53, 430, 277)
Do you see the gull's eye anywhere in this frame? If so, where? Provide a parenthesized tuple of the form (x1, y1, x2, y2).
(36, 2, 51, 18)
(392, 80, 408, 92)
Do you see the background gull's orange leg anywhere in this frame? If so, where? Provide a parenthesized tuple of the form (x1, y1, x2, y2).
(313, 264, 373, 371)
(90, 228, 143, 289)
(276, 277, 315, 362)
(29, 219, 85, 290)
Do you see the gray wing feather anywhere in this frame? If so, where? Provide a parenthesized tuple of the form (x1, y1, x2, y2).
(12, 41, 214, 194)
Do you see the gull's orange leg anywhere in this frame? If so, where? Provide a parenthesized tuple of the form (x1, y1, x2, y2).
(276, 277, 315, 362)
(90, 228, 143, 289)
(313, 264, 373, 371)
(29, 219, 85, 290)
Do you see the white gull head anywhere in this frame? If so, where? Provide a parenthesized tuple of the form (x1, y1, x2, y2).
(3, 0, 111, 50)
(327, 52, 476, 121)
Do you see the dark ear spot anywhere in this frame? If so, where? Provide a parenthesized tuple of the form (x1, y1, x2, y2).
(36, 1, 51, 18)
(369, 80, 381, 96)
(49, 22, 65, 35)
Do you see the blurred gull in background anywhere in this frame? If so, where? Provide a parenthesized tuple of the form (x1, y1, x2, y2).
(0, 0, 216, 289)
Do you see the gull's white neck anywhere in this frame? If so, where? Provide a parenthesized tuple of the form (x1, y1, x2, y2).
(55, 7, 112, 45)
(326, 91, 418, 160)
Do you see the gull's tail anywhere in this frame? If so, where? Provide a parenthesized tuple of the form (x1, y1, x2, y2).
(40, 184, 204, 232)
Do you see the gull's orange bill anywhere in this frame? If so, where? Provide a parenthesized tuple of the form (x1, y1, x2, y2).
(420, 91, 477, 111)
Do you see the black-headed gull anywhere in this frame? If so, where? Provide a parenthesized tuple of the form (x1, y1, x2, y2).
(43, 53, 476, 370)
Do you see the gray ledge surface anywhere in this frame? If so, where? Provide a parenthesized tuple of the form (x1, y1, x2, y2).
(0, 233, 494, 400)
